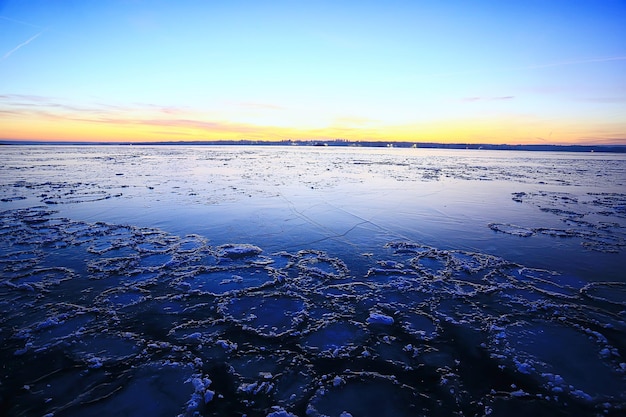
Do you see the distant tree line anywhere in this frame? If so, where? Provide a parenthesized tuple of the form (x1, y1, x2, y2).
(2, 139, 625, 153)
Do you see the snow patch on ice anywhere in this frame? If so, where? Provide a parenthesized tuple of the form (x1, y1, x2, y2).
(367, 312, 394, 326)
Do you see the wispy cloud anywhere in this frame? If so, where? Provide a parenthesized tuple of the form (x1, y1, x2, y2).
(1, 29, 46, 61)
(0, 95, 186, 119)
(0, 94, 281, 138)
(0, 15, 44, 29)
(0, 94, 106, 114)
(117, 118, 264, 134)
(3, 93, 624, 144)
(0, 109, 21, 116)
(0, 93, 53, 102)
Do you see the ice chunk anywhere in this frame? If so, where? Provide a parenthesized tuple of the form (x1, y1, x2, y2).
(582, 282, 626, 306)
(510, 389, 527, 397)
(219, 295, 306, 337)
(515, 360, 533, 375)
(301, 321, 367, 355)
(307, 374, 423, 417)
(488, 223, 535, 237)
(216, 243, 262, 259)
(216, 339, 238, 352)
(367, 312, 394, 326)
(267, 407, 298, 417)
(185, 375, 215, 414)
(570, 389, 592, 402)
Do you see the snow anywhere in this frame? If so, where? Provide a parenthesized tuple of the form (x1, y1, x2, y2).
(367, 312, 394, 325)
(217, 244, 263, 259)
(266, 408, 298, 417)
(216, 339, 238, 352)
(510, 389, 528, 397)
(185, 376, 214, 413)
(570, 389, 593, 402)
(515, 360, 533, 375)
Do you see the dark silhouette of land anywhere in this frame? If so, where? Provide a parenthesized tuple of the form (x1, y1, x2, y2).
(2, 139, 625, 153)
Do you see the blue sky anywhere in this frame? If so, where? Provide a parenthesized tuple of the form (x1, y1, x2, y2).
(1, 0, 625, 143)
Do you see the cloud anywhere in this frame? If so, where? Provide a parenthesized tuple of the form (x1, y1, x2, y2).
(130, 118, 265, 134)
(0, 109, 21, 116)
(0, 95, 197, 119)
(0, 94, 108, 115)
(0, 93, 52, 101)
(1, 30, 46, 61)
(126, 103, 192, 115)
(57, 110, 268, 137)
(0, 15, 44, 29)
(0, 94, 283, 138)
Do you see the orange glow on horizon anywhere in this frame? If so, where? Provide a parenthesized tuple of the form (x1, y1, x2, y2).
(2, 113, 624, 145)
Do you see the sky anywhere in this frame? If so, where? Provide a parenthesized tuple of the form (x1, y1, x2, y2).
(1, 0, 625, 145)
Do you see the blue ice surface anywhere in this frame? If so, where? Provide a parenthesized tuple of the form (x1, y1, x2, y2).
(1, 146, 625, 416)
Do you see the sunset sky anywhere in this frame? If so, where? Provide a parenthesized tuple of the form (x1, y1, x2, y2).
(1, 0, 625, 144)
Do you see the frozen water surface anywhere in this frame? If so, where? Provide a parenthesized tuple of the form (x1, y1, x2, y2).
(1, 145, 626, 416)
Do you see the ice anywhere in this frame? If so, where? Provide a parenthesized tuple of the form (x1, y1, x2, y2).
(300, 321, 368, 355)
(267, 408, 298, 417)
(366, 312, 394, 325)
(136, 253, 173, 268)
(101, 289, 146, 308)
(306, 373, 427, 417)
(68, 362, 195, 417)
(507, 190, 626, 253)
(186, 376, 215, 413)
(219, 294, 306, 337)
(582, 282, 626, 306)
(570, 389, 593, 402)
(182, 267, 274, 294)
(216, 339, 238, 352)
(510, 389, 528, 397)
(488, 320, 626, 399)
(28, 313, 94, 348)
(400, 311, 438, 340)
(1, 146, 625, 416)
(216, 243, 263, 259)
(489, 223, 535, 237)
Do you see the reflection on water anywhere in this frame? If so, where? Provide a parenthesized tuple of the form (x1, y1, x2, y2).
(1, 146, 625, 416)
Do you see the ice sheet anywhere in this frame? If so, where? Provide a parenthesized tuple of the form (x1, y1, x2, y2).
(1, 146, 625, 416)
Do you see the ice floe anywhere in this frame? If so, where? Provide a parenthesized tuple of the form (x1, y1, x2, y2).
(6, 205, 622, 414)
(506, 190, 626, 252)
(2, 147, 626, 416)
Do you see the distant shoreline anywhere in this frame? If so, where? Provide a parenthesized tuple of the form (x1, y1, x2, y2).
(1, 139, 626, 153)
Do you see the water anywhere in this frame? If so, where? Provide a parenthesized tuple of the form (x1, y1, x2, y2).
(1, 145, 625, 416)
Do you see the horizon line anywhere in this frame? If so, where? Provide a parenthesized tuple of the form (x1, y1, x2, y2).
(2, 138, 625, 150)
